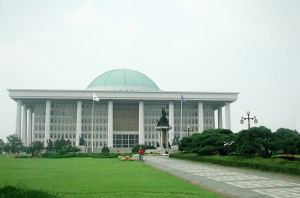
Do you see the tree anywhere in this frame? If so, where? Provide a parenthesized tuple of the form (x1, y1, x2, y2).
(54, 138, 67, 152)
(178, 136, 193, 152)
(28, 141, 44, 156)
(178, 129, 235, 155)
(0, 139, 5, 153)
(4, 135, 23, 154)
(0, 139, 5, 147)
(273, 128, 300, 154)
(50, 138, 80, 154)
(47, 139, 54, 152)
(236, 126, 275, 157)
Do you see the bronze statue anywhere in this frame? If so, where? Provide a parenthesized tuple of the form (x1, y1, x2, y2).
(157, 108, 169, 127)
(79, 134, 85, 146)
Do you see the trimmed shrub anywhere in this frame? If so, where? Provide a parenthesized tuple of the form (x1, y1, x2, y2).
(13, 154, 30, 158)
(91, 153, 120, 158)
(101, 146, 110, 153)
(170, 153, 300, 176)
(41, 152, 90, 158)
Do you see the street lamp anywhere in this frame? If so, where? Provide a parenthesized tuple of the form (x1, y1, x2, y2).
(184, 126, 193, 137)
(240, 111, 258, 129)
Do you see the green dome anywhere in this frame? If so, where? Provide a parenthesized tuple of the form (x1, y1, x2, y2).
(87, 69, 160, 91)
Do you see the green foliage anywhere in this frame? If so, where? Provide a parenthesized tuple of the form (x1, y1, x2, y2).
(50, 138, 80, 154)
(0, 139, 5, 147)
(101, 145, 110, 153)
(178, 129, 235, 156)
(4, 135, 23, 154)
(0, 185, 61, 198)
(28, 141, 44, 157)
(273, 128, 300, 155)
(47, 139, 54, 152)
(170, 153, 300, 176)
(131, 144, 155, 153)
(178, 127, 300, 158)
(0, 139, 5, 153)
(178, 136, 193, 152)
(91, 153, 120, 158)
(236, 126, 275, 157)
(13, 154, 30, 158)
(41, 152, 90, 158)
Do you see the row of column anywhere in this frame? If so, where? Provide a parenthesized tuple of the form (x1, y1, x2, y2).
(16, 99, 231, 148)
(16, 100, 34, 147)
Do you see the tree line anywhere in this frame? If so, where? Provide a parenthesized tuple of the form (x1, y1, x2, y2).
(0, 135, 80, 156)
(179, 127, 300, 157)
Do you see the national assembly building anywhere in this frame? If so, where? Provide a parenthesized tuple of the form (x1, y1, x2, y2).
(8, 69, 238, 151)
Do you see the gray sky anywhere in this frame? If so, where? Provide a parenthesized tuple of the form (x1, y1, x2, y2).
(1, 0, 300, 140)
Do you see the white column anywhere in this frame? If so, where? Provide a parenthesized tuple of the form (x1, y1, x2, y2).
(168, 101, 174, 144)
(225, 102, 231, 130)
(16, 100, 22, 138)
(198, 102, 204, 132)
(76, 100, 82, 146)
(22, 104, 27, 146)
(138, 101, 145, 144)
(27, 108, 32, 145)
(107, 100, 113, 148)
(218, 107, 223, 129)
(44, 100, 51, 146)
(32, 112, 35, 142)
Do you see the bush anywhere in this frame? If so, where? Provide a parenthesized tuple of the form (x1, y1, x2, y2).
(101, 146, 110, 153)
(178, 129, 236, 155)
(13, 154, 30, 158)
(41, 152, 90, 158)
(169, 153, 300, 176)
(91, 153, 120, 158)
(0, 185, 61, 198)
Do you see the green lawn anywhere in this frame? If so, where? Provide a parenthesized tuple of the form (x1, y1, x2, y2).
(0, 155, 222, 198)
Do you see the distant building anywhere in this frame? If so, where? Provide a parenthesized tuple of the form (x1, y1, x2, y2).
(8, 69, 238, 150)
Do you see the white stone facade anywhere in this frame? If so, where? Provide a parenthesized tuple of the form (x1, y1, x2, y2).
(9, 90, 238, 148)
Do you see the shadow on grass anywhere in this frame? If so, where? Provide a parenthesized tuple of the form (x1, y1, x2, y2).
(0, 185, 61, 198)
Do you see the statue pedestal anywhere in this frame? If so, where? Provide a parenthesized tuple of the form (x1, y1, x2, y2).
(78, 146, 87, 153)
(155, 126, 172, 149)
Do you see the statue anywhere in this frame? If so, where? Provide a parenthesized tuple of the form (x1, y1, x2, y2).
(157, 108, 169, 127)
(79, 134, 85, 146)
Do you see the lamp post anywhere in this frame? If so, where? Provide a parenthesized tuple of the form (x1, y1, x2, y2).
(184, 126, 193, 137)
(240, 111, 258, 129)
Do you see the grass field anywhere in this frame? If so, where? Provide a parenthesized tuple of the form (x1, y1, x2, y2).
(0, 155, 222, 198)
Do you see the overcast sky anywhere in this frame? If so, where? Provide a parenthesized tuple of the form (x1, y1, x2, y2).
(1, 0, 300, 140)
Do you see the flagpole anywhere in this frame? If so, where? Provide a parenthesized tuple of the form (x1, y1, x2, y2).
(91, 96, 95, 153)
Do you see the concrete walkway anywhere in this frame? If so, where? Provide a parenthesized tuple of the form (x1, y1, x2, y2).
(144, 156, 300, 198)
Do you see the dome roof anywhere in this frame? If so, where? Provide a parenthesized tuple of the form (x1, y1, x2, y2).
(87, 69, 160, 91)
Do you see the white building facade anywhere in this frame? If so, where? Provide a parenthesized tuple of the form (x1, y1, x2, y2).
(8, 69, 238, 150)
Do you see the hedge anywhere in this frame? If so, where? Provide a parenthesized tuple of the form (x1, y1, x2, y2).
(169, 153, 300, 176)
(41, 152, 91, 158)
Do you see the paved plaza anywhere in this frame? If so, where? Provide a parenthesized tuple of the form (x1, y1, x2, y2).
(144, 156, 300, 198)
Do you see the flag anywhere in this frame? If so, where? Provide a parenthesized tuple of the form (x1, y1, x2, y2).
(93, 92, 100, 102)
(181, 94, 188, 107)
